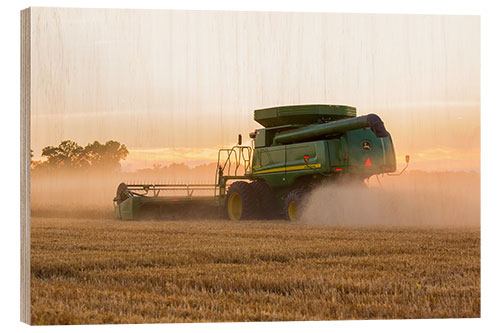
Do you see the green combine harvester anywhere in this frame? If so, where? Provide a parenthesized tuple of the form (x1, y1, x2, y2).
(114, 104, 408, 221)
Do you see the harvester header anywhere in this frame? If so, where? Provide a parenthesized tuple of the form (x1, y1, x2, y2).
(114, 104, 406, 221)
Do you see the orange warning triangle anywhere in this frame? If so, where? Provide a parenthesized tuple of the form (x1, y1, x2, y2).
(364, 157, 372, 167)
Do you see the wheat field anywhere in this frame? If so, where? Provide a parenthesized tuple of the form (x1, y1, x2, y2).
(30, 217, 480, 324)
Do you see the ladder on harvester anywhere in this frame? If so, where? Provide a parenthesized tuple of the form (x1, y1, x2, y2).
(214, 145, 253, 197)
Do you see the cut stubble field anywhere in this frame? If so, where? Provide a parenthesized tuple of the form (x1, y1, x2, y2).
(31, 217, 480, 324)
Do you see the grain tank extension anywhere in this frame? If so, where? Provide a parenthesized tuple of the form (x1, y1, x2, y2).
(114, 104, 406, 221)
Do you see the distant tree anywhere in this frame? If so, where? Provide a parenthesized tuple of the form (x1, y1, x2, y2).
(83, 140, 129, 171)
(30, 149, 42, 169)
(33, 140, 129, 172)
(41, 140, 88, 169)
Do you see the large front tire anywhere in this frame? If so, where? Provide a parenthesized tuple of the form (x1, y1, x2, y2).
(284, 189, 307, 221)
(250, 180, 279, 219)
(225, 181, 258, 221)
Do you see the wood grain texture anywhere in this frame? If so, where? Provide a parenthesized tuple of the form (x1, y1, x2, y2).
(21, 7, 31, 325)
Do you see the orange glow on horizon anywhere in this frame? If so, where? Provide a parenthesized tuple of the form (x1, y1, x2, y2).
(108, 144, 480, 172)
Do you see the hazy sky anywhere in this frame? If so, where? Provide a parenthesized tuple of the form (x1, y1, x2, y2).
(30, 8, 480, 171)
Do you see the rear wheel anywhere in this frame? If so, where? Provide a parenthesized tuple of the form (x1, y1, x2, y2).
(225, 181, 258, 220)
(284, 189, 307, 221)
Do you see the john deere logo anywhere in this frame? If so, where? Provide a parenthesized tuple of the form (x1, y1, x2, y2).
(362, 140, 372, 151)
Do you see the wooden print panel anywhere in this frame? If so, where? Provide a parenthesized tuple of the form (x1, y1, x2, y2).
(22, 7, 480, 325)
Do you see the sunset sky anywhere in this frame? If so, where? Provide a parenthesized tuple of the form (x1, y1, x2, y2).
(30, 8, 480, 171)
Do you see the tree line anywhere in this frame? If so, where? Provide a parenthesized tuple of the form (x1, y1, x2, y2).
(31, 140, 129, 172)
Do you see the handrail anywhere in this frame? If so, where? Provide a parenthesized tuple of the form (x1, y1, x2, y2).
(386, 155, 410, 177)
(214, 145, 253, 196)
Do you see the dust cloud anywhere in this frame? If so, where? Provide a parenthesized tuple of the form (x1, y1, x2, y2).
(32, 166, 480, 227)
(30, 165, 217, 219)
(31, 172, 123, 218)
(301, 171, 480, 227)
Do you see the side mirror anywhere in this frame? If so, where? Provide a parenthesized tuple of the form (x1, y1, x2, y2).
(237, 134, 242, 146)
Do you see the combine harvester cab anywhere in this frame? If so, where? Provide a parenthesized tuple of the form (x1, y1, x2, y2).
(114, 104, 406, 221)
